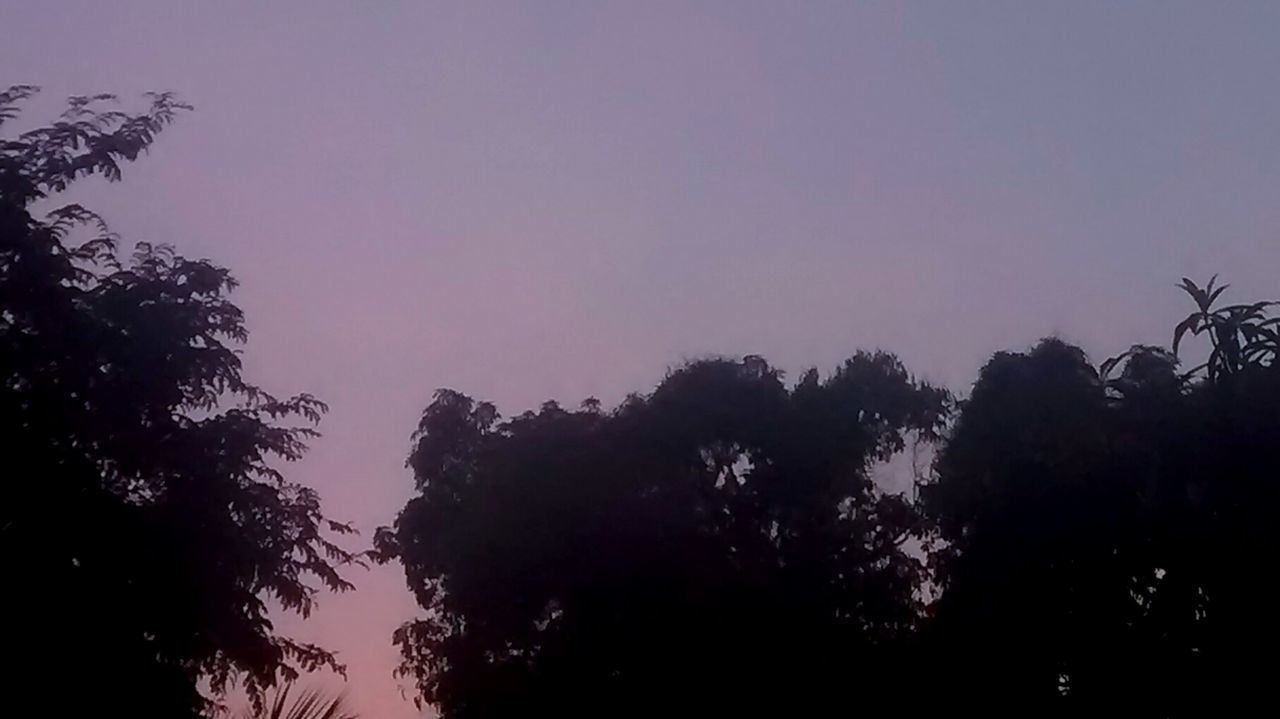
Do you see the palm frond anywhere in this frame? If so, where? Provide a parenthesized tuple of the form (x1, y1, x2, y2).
(241, 683, 357, 719)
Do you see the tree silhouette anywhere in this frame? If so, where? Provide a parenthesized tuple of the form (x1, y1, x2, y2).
(919, 281, 1280, 716)
(0, 87, 354, 717)
(6, 86, 1273, 718)
(378, 354, 948, 717)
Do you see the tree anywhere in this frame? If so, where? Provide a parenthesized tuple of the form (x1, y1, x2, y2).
(0, 87, 354, 717)
(377, 353, 948, 717)
(918, 280, 1280, 716)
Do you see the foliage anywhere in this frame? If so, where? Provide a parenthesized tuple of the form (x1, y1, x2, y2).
(0, 87, 354, 717)
(5, 84, 1277, 719)
(239, 684, 358, 719)
(1171, 275, 1278, 380)
(377, 354, 948, 717)
(919, 280, 1280, 715)
(382, 276, 1278, 717)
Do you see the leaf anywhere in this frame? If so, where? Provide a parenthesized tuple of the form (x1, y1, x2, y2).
(1179, 277, 1209, 311)
(1243, 343, 1274, 363)
(1178, 361, 1209, 381)
(1099, 351, 1129, 380)
(254, 683, 356, 719)
(1172, 315, 1202, 357)
(1207, 283, 1229, 307)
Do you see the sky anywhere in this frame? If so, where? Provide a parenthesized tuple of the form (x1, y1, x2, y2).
(5, 1, 1280, 716)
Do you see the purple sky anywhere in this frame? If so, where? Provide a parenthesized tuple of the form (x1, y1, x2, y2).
(7, 2, 1280, 716)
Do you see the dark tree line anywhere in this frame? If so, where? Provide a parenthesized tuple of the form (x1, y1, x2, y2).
(375, 355, 948, 716)
(379, 280, 1280, 718)
(921, 280, 1280, 715)
(1, 88, 354, 717)
(5, 85, 1280, 718)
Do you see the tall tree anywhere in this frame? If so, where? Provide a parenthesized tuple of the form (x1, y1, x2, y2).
(378, 354, 948, 717)
(919, 280, 1280, 716)
(0, 87, 354, 717)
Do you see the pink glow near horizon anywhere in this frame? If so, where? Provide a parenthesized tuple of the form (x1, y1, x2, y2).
(6, 2, 1280, 716)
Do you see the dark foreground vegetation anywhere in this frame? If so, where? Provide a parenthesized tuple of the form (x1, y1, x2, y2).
(5, 88, 1278, 718)
(1, 89, 355, 717)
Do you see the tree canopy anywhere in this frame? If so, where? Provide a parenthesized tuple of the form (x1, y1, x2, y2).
(5, 83, 1279, 719)
(383, 278, 1279, 718)
(377, 353, 948, 716)
(919, 278, 1280, 715)
(0, 86, 354, 717)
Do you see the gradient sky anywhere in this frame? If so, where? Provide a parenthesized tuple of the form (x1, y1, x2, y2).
(6, 2, 1280, 716)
